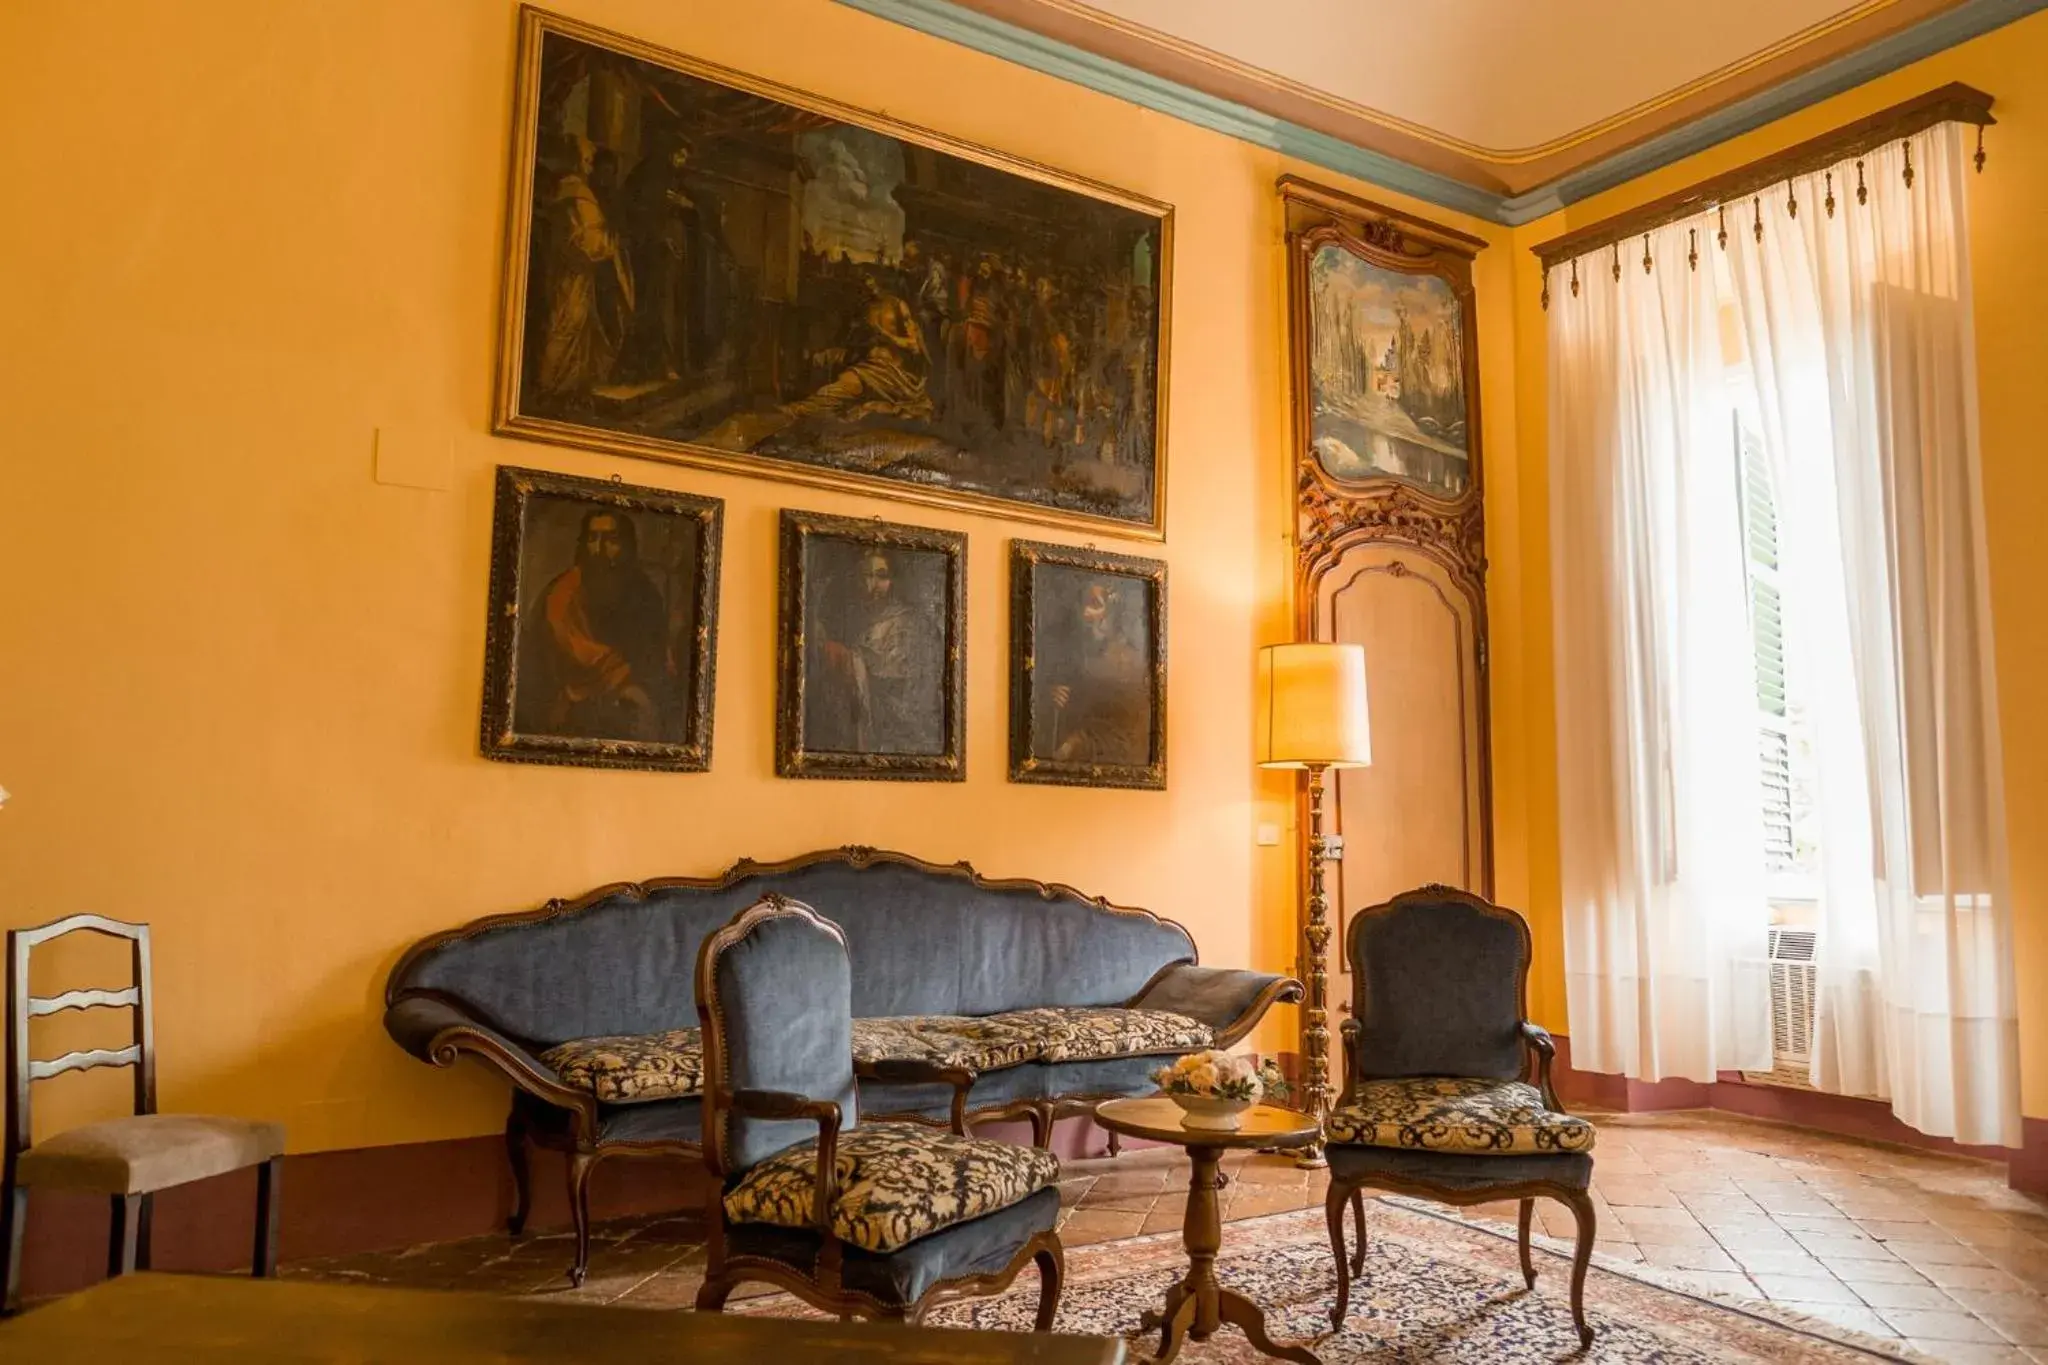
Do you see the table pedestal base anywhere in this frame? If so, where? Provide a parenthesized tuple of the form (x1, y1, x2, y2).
(1137, 1145, 1322, 1365)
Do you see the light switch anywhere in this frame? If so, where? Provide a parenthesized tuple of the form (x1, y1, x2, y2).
(374, 426, 451, 491)
(1255, 822, 1281, 846)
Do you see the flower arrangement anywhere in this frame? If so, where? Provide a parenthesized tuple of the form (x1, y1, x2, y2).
(1153, 1050, 1266, 1101)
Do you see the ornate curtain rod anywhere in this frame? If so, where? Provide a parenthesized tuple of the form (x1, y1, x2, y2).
(1530, 83, 1993, 278)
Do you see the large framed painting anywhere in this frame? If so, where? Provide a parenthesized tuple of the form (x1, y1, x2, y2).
(480, 464, 723, 772)
(1008, 540, 1166, 790)
(778, 510, 966, 781)
(495, 7, 1173, 538)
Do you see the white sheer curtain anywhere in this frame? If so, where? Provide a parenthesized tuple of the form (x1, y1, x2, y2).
(1548, 223, 1775, 1083)
(1727, 125, 2020, 1147)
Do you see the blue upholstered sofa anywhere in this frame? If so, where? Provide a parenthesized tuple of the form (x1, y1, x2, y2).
(383, 847, 1300, 1283)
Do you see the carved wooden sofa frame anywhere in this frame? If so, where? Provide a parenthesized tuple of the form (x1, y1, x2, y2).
(383, 847, 1300, 1284)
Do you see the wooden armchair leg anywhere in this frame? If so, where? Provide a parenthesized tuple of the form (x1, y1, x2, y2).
(0, 1182, 23, 1315)
(253, 1157, 282, 1277)
(1563, 1187, 1596, 1349)
(1517, 1198, 1536, 1289)
(694, 1274, 736, 1313)
(1325, 1183, 1351, 1328)
(1349, 1187, 1367, 1275)
(108, 1194, 141, 1278)
(1033, 1240, 1064, 1331)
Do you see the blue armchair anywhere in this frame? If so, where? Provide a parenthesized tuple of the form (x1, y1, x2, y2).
(1323, 886, 1598, 1349)
(692, 895, 1066, 1326)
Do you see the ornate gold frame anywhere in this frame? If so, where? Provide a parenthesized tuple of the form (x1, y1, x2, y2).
(1007, 540, 1168, 790)
(479, 464, 723, 772)
(776, 511, 967, 782)
(493, 6, 1175, 540)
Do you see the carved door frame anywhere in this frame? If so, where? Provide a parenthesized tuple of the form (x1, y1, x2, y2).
(1283, 175, 1496, 937)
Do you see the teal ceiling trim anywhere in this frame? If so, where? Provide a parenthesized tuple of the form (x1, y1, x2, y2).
(836, 0, 2047, 229)
(1497, 0, 2048, 224)
(831, 0, 1508, 223)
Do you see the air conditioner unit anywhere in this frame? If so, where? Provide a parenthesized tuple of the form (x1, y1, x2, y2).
(1767, 927, 1818, 1074)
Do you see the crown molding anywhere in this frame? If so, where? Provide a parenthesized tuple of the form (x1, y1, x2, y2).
(836, 0, 2046, 227)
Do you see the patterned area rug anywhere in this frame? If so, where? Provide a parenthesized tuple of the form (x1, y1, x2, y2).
(745, 1202, 1925, 1363)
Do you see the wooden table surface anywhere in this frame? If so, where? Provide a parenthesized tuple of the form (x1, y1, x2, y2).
(0, 1272, 1127, 1364)
(1094, 1097, 1321, 1150)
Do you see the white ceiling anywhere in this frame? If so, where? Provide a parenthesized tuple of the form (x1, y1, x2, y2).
(1078, 0, 1885, 155)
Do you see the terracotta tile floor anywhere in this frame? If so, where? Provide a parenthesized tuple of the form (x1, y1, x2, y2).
(291, 1109, 2048, 1363)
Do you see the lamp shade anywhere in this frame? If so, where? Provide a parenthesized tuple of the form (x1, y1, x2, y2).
(1256, 642, 1371, 769)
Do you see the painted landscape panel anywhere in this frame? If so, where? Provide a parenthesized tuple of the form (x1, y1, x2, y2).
(1306, 243, 1469, 498)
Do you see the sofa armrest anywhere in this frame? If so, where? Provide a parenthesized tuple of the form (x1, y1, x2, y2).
(1128, 964, 1304, 1048)
(856, 1058, 978, 1135)
(384, 991, 596, 1124)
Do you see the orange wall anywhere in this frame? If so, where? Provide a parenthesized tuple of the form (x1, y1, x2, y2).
(0, 0, 1524, 1153)
(1503, 10, 2048, 1117)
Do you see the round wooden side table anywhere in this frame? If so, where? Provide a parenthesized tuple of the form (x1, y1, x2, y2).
(1094, 1097, 1323, 1365)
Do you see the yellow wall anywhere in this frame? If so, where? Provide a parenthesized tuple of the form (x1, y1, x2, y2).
(0, 0, 1524, 1153)
(1503, 10, 2048, 1117)
(22, 0, 2027, 1158)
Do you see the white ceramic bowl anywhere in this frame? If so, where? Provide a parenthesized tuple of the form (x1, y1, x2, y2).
(1168, 1093, 1255, 1130)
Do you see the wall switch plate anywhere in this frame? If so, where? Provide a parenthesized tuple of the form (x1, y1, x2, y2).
(1255, 822, 1281, 846)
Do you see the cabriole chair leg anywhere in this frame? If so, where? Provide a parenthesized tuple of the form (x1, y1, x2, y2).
(1517, 1197, 1536, 1289)
(1349, 1187, 1367, 1275)
(1325, 1183, 1352, 1327)
(566, 1151, 596, 1287)
(1564, 1186, 1596, 1349)
(1033, 1241, 1064, 1331)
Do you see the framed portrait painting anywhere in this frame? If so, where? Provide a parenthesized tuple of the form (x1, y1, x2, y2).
(1008, 540, 1166, 790)
(495, 7, 1173, 538)
(480, 465, 723, 771)
(777, 511, 966, 781)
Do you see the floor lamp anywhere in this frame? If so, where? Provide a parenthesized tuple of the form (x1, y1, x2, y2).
(1257, 642, 1371, 1169)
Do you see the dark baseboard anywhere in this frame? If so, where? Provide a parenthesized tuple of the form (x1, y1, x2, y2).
(10, 1114, 1119, 1301)
(1550, 1034, 2044, 1188)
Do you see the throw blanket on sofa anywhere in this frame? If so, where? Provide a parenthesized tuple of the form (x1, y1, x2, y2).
(542, 1006, 1214, 1105)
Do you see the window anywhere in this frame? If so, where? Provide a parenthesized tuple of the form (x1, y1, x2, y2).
(1729, 398, 1820, 922)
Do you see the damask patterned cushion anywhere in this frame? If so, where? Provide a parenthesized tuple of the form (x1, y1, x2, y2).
(1324, 1077, 1597, 1156)
(541, 1028, 703, 1104)
(724, 1125, 1060, 1253)
(992, 1006, 1213, 1063)
(541, 1006, 1215, 1104)
(850, 1015, 1042, 1074)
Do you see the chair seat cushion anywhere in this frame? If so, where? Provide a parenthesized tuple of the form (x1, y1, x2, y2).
(17, 1114, 286, 1195)
(543, 1007, 1214, 1105)
(724, 1125, 1060, 1253)
(727, 1184, 1060, 1305)
(1324, 1078, 1597, 1156)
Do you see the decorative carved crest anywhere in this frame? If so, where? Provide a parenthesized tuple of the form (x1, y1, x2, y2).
(1297, 469, 1486, 598)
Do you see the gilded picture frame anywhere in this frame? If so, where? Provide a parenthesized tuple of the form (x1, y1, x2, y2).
(481, 464, 723, 772)
(494, 6, 1174, 540)
(777, 510, 967, 781)
(1008, 540, 1167, 790)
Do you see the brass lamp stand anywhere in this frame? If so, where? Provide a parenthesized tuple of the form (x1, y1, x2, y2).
(1257, 643, 1372, 1171)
